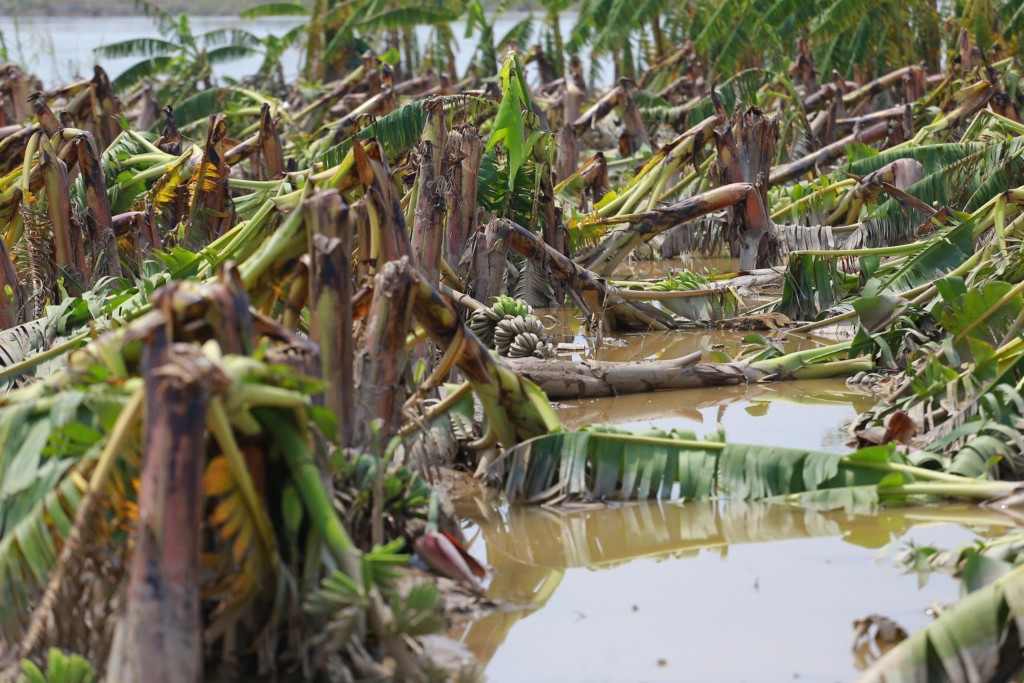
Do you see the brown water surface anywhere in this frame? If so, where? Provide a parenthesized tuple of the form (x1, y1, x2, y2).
(614, 256, 741, 279)
(451, 497, 1016, 683)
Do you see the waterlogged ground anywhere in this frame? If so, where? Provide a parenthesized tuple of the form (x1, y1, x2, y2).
(557, 328, 875, 452)
(452, 497, 1013, 683)
(447, 325, 1020, 683)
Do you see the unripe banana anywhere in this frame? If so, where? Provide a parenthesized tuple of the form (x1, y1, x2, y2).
(493, 313, 550, 356)
(651, 269, 709, 292)
(509, 332, 539, 358)
(469, 309, 497, 345)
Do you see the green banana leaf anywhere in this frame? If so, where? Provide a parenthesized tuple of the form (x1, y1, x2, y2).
(858, 561, 1024, 682)
(493, 425, 1002, 506)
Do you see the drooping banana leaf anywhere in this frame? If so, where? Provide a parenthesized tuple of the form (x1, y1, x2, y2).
(939, 280, 1024, 361)
(319, 95, 501, 168)
(477, 152, 546, 227)
(0, 389, 127, 643)
(871, 217, 975, 295)
(166, 88, 267, 134)
(857, 560, 1024, 682)
(0, 299, 97, 389)
(494, 425, 1006, 506)
(843, 138, 1024, 247)
(777, 252, 855, 319)
(239, 2, 310, 18)
(781, 216, 976, 322)
(357, 5, 465, 31)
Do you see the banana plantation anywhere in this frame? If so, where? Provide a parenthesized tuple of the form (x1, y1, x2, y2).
(8, 0, 1024, 680)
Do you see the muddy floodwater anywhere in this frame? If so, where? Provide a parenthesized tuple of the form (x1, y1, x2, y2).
(452, 498, 1010, 683)
(447, 325, 1020, 682)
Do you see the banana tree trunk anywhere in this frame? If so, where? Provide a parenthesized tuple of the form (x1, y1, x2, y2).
(572, 83, 623, 130)
(618, 78, 650, 155)
(556, 80, 583, 182)
(459, 126, 482, 243)
(186, 115, 231, 248)
(505, 348, 871, 399)
(442, 133, 465, 270)
(840, 65, 927, 110)
(504, 352, 746, 398)
(29, 93, 62, 137)
(39, 136, 84, 294)
(487, 218, 678, 331)
(441, 127, 480, 269)
(114, 207, 161, 254)
(305, 191, 355, 446)
(0, 237, 19, 329)
(256, 103, 285, 180)
(793, 37, 817, 92)
(827, 158, 924, 225)
(585, 183, 768, 275)
(469, 218, 510, 306)
(409, 265, 560, 448)
(74, 132, 122, 281)
(156, 105, 182, 155)
(106, 324, 210, 683)
(714, 103, 779, 269)
(0, 124, 36, 175)
(0, 65, 31, 124)
(354, 259, 415, 447)
(352, 140, 411, 263)
(91, 67, 123, 150)
(411, 140, 444, 286)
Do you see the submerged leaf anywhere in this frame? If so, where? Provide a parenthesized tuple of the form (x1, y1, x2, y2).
(498, 427, 917, 506)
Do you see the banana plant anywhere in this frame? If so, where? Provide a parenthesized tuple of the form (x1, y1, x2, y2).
(493, 423, 1021, 505)
(0, 269, 451, 680)
(95, 1, 265, 101)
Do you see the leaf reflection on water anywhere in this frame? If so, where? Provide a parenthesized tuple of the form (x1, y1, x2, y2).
(450, 497, 1018, 679)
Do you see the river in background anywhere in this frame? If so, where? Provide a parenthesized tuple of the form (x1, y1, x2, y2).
(0, 13, 602, 89)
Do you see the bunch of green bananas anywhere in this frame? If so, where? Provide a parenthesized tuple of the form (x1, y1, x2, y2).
(491, 295, 534, 318)
(650, 270, 710, 292)
(466, 296, 554, 358)
(493, 315, 554, 358)
(509, 331, 556, 359)
(468, 295, 536, 346)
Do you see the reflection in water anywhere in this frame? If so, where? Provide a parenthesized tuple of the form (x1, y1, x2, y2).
(588, 329, 824, 363)
(451, 498, 1019, 682)
(614, 256, 741, 280)
(541, 318, 831, 365)
(558, 378, 876, 453)
(851, 614, 908, 671)
(537, 313, 878, 451)
(559, 378, 876, 426)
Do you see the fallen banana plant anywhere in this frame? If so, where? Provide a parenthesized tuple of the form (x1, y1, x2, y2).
(504, 345, 871, 399)
(493, 426, 1021, 506)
